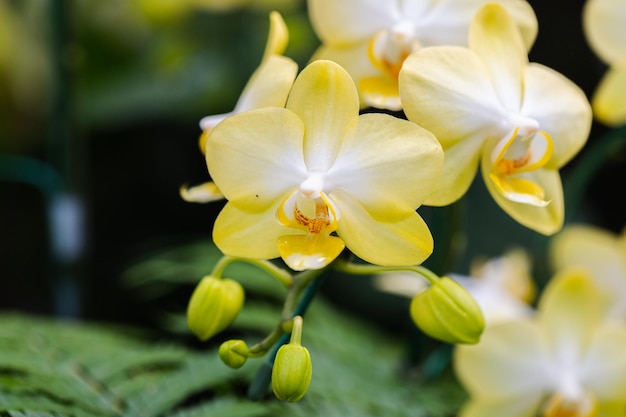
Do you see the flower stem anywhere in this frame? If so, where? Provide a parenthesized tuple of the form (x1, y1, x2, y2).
(211, 256, 293, 287)
(247, 268, 326, 400)
(333, 259, 440, 285)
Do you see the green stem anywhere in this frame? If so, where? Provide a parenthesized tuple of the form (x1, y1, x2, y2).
(289, 316, 303, 345)
(247, 270, 326, 400)
(333, 259, 440, 285)
(248, 268, 323, 355)
(211, 256, 292, 287)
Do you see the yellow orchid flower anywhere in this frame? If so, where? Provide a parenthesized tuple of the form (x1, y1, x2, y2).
(399, 3, 592, 235)
(206, 60, 444, 271)
(584, 0, 626, 126)
(455, 270, 626, 417)
(308, 0, 538, 111)
(181, 11, 298, 203)
(551, 224, 626, 319)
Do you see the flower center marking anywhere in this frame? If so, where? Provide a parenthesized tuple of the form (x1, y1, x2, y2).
(489, 119, 554, 207)
(360, 20, 420, 109)
(275, 176, 345, 271)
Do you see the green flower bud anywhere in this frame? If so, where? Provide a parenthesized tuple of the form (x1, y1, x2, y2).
(271, 316, 312, 402)
(410, 276, 484, 344)
(187, 275, 244, 341)
(219, 339, 249, 369)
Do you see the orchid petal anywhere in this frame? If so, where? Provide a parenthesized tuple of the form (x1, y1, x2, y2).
(454, 320, 552, 399)
(328, 113, 443, 218)
(199, 112, 232, 133)
(482, 152, 564, 235)
(213, 200, 290, 260)
(459, 395, 544, 417)
(232, 55, 298, 114)
(206, 107, 307, 211)
(332, 189, 433, 266)
(537, 271, 607, 363)
(307, 0, 399, 46)
(423, 134, 483, 206)
(550, 225, 626, 290)
(580, 324, 626, 400)
(550, 225, 626, 318)
(583, 0, 626, 65)
(521, 63, 592, 167)
(200, 55, 297, 133)
(468, 3, 527, 112)
(591, 64, 626, 127)
(179, 182, 223, 203)
(417, 0, 537, 50)
(262, 11, 289, 60)
(399, 46, 504, 148)
(286, 60, 360, 172)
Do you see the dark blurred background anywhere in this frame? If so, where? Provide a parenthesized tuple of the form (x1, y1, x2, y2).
(0, 0, 623, 331)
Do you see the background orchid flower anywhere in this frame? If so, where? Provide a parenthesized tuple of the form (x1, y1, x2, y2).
(206, 60, 444, 271)
(399, 3, 592, 235)
(449, 249, 535, 325)
(455, 270, 626, 417)
(307, 0, 538, 111)
(551, 224, 626, 320)
(583, 0, 626, 126)
(180, 11, 298, 203)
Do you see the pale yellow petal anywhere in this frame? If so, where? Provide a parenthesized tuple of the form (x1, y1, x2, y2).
(521, 63, 592, 167)
(468, 3, 527, 112)
(423, 135, 483, 206)
(583, 0, 626, 65)
(399, 46, 504, 148)
(179, 182, 223, 203)
(233, 55, 298, 114)
(550, 225, 625, 286)
(331, 189, 434, 266)
(550, 225, 626, 317)
(199, 55, 297, 132)
(206, 107, 307, 211)
(310, 43, 380, 108)
(454, 320, 551, 399)
(286, 60, 360, 172)
(580, 324, 626, 400)
(213, 200, 291, 260)
(199, 112, 232, 132)
(417, 0, 537, 50)
(592, 64, 626, 127)
(328, 113, 443, 218)
(537, 270, 608, 361)
(482, 152, 564, 235)
(459, 396, 544, 417)
(262, 11, 289, 60)
(307, 0, 396, 46)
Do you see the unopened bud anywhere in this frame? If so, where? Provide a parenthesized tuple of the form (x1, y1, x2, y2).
(272, 316, 312, 402)
(219, 339, 249, 369)
(410, 276, 484, 344)
(187, 275, 244, 341)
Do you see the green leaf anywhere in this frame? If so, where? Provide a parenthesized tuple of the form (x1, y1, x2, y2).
(0, 313, 258, 417)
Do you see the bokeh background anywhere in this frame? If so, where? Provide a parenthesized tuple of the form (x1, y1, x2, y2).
(1, 0, 623, 334)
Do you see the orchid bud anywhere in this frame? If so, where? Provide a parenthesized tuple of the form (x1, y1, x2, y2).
(410, 276, 484, 344)
(271, 316, 312, 402)
(187, 275, 244, 341)
(219, 339, 249, 369)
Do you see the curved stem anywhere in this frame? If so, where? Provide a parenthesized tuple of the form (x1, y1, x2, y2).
(247, 270, 326, 400)
(211, 256, 292, 287)
(248, 268, 324, 355)
(333, 259, 440, 285)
